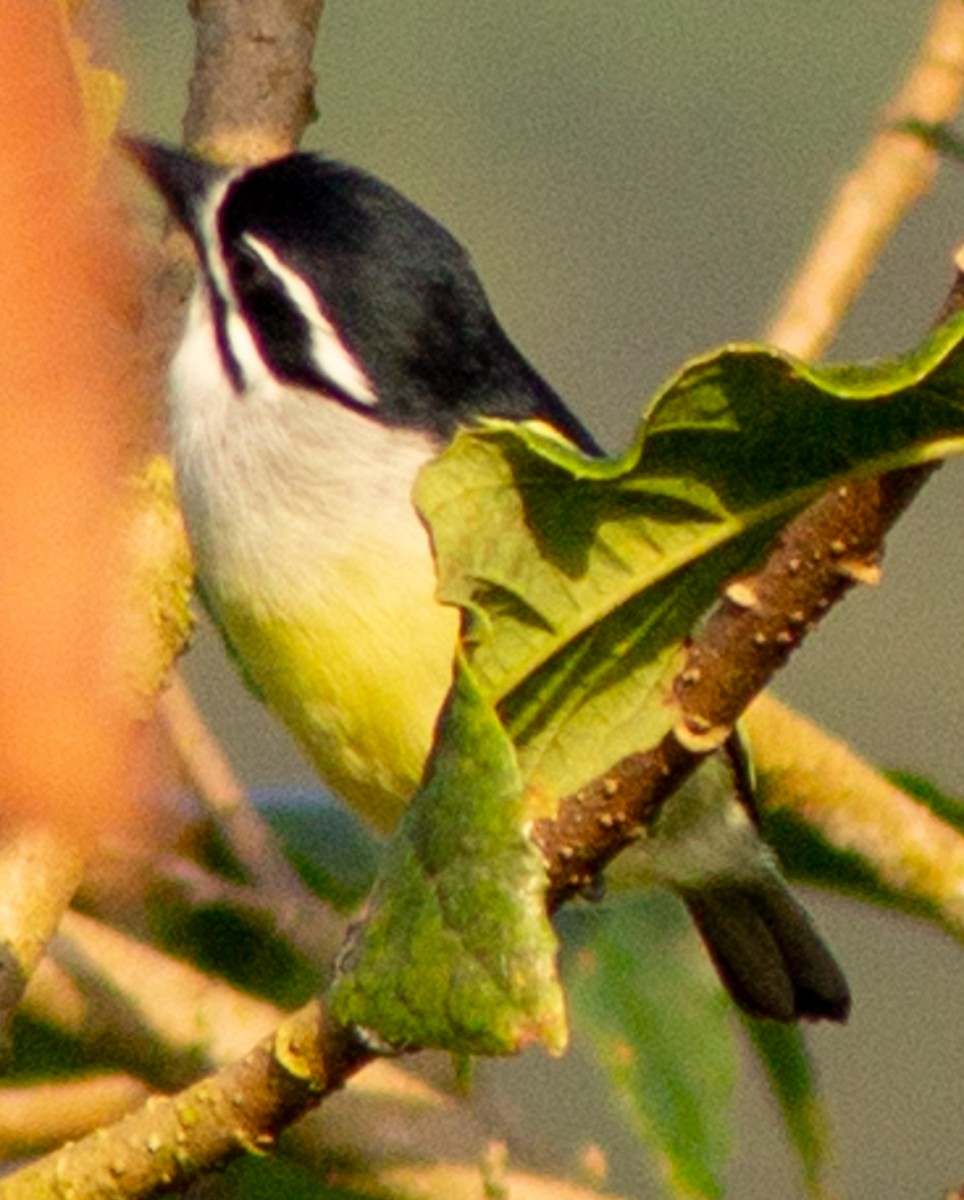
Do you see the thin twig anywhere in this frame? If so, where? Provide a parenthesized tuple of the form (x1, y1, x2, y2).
(0, 825, 86, 1037)
(764, 0, 964, 359)
(536, 466, 932, 905)
(0, 1075, 149, 1158)
(158, 674, 304, 891)
(49, 910, 282, 1084)
(157, 674, 346, 965)
(746, 693, 964, 936)
(24, 913, 416, 1091)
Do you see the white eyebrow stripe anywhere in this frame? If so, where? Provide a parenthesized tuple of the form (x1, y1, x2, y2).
(241, 232, 378, 407)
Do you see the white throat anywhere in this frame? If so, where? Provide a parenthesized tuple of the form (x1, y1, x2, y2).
(169, 286, 440, 604)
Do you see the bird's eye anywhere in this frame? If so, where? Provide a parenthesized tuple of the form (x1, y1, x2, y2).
(230, 236, 279, 299)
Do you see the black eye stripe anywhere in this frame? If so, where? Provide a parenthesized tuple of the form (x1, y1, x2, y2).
(215, 236, 376, 413)
(218, 179, 378, 406)
(223, 239, 324, 388)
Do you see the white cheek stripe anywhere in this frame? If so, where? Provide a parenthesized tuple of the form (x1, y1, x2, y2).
(241, 232, 378, 408)
(191, 171, 259, 390)
(196, 173, 240, 309)
(225, 307, 276, 389)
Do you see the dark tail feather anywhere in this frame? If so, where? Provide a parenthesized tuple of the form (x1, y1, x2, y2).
(681, 879, 851, 1023)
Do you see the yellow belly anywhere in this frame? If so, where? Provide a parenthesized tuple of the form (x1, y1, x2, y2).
(209, 540, 460, 834)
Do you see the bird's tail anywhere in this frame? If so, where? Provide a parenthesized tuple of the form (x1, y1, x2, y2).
(680, 876, 851, 1022)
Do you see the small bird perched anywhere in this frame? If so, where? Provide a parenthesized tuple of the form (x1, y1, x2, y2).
(126, 137, 850, 1023)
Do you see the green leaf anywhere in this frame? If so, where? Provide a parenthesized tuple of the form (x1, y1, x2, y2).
(566, 895, 736, 1199)
(742, 1019, 832, 1199)
(762, 806, 895, 907)
(255, 787, 382, 911)
(895, 118, 964, 165)
(417, 314, 964, 802)
(221, 1154, 377, 1199)
(149, 890, 318, 1008)
(888, 770, 964, 836)
(330, 660, 566, 1055)
(7, 1015, 107, 1083)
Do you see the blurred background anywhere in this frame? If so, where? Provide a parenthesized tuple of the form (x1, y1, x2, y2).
(107, 3, 962, 1195)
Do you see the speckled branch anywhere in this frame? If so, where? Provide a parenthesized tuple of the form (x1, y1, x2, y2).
(536, 467, 933, 906)
(0, 1000, 368, 1200)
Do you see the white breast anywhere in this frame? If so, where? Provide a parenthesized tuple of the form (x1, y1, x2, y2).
(168, 286, 460, 828)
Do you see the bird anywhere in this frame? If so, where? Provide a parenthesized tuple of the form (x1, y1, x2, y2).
(125, 136, 850, 1023)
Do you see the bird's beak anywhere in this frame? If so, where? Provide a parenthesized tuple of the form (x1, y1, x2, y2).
(121, 135, 225, 243)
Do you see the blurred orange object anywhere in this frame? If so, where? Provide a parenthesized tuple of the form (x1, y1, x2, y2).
(0, 0, 143, 840)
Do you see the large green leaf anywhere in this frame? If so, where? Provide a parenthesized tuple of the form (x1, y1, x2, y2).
(417, 314, 964, 801)
(566, 895, 735, 1199)
(219, 1155, 379, 1200)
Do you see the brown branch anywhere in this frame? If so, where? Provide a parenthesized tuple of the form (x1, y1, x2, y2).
(763, 0, 964, 359)
(184, 0, 327, 164)
(128, 0, 330, 446)
(15, 937, 613, 1200)
(0, 998, 613, 1200)
(0, 999, 367, 1200)
(537, 0, 964, 902)
(24, 920, 488, 1168)
(536, 469, 932, 906)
